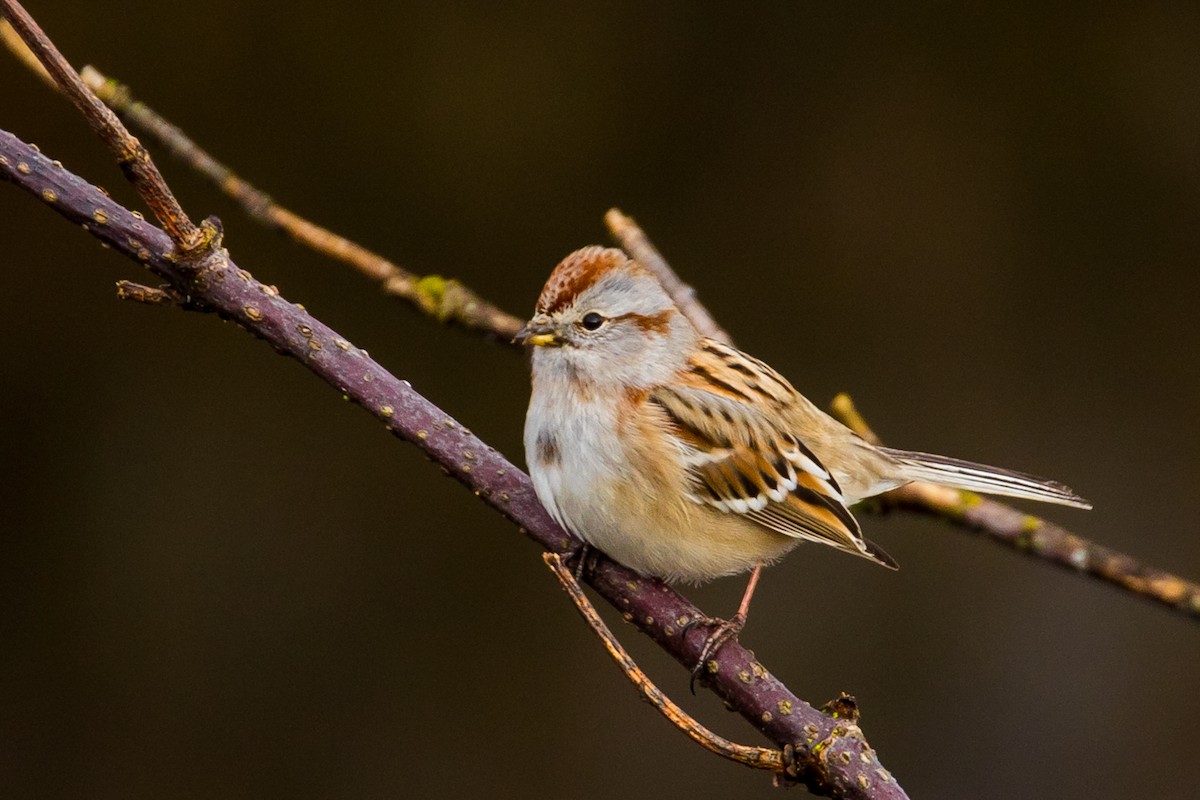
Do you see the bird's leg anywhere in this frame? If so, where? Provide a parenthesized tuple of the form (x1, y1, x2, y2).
(685, 564, 763, 694)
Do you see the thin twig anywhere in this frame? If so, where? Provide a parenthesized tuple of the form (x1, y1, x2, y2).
(0, 37, 527, 344)
(604, 208, 732, 344)
(0, 4, 206, 253)
(831, 393, 1200, 619)
(543, 553, 786, 775)
(0, 126, 905, 800)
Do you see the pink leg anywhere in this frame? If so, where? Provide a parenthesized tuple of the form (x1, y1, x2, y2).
(688, 563, 764, 693)
(735, 563, 763, 620)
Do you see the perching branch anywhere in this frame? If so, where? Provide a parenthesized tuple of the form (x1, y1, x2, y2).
(0, 5, 904, 796)
(543, 552, 871, 788)
(38, 41, 1197, 628)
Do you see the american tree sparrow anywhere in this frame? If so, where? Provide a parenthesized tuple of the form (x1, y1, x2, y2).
(519, 247, 1089, 673)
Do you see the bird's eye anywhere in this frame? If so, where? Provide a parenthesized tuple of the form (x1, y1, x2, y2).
(581, 312, 605, 331)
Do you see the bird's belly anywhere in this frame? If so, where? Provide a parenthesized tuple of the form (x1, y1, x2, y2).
(542, 460, 797, 583)
(586, 503, 797, 584)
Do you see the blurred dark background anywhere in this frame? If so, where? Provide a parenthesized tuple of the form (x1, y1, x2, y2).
(2, 2, 1198, 798)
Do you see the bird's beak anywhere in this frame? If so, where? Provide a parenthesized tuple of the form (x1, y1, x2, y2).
(514, 318, 562, 347)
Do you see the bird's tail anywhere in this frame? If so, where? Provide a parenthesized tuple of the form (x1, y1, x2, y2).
(880, 447, 1091, 510)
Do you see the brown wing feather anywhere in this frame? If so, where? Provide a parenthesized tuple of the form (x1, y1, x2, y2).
(651, 357, 894, 569)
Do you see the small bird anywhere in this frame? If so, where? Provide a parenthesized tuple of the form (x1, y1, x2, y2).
(518, 246, 1089, 673)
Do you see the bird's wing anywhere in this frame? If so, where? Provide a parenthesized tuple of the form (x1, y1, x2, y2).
(649, 340, 896, 569)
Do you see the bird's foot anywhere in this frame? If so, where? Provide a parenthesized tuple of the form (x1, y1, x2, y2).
(561, 540, 601, 582)
(683, 611, 747, 694)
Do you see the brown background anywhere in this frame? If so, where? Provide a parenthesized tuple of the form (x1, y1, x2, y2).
(2, 2, 1198, 798)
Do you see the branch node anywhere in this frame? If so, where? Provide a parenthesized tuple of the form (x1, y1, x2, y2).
(414, 274, 452, 317)
(822, 692, 861, 723)
(194, 213, 224, 253)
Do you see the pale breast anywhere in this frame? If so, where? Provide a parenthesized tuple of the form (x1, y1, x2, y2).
(524, 378, 627, 544)
(524, 378, 797, 583)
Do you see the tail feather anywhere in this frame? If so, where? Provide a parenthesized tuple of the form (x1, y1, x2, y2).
(863, 538, 900, 571)
(881, 447, 1092, 510)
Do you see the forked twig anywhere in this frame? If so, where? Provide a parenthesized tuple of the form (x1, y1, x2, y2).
(543, 553, 786, 775)
(0, 3, 207, 253)
(0, 21, 522, 341)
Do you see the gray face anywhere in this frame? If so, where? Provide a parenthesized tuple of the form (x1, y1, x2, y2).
(527, 268, 699, 390)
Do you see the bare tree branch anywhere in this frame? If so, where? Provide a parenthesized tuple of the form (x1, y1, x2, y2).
(897, 482, 1200, 616)
(0, 19, 523, 342)
(78, 65, 525, 343)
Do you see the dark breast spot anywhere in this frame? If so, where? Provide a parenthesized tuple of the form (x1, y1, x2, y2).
(536, 430, 561, 466)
